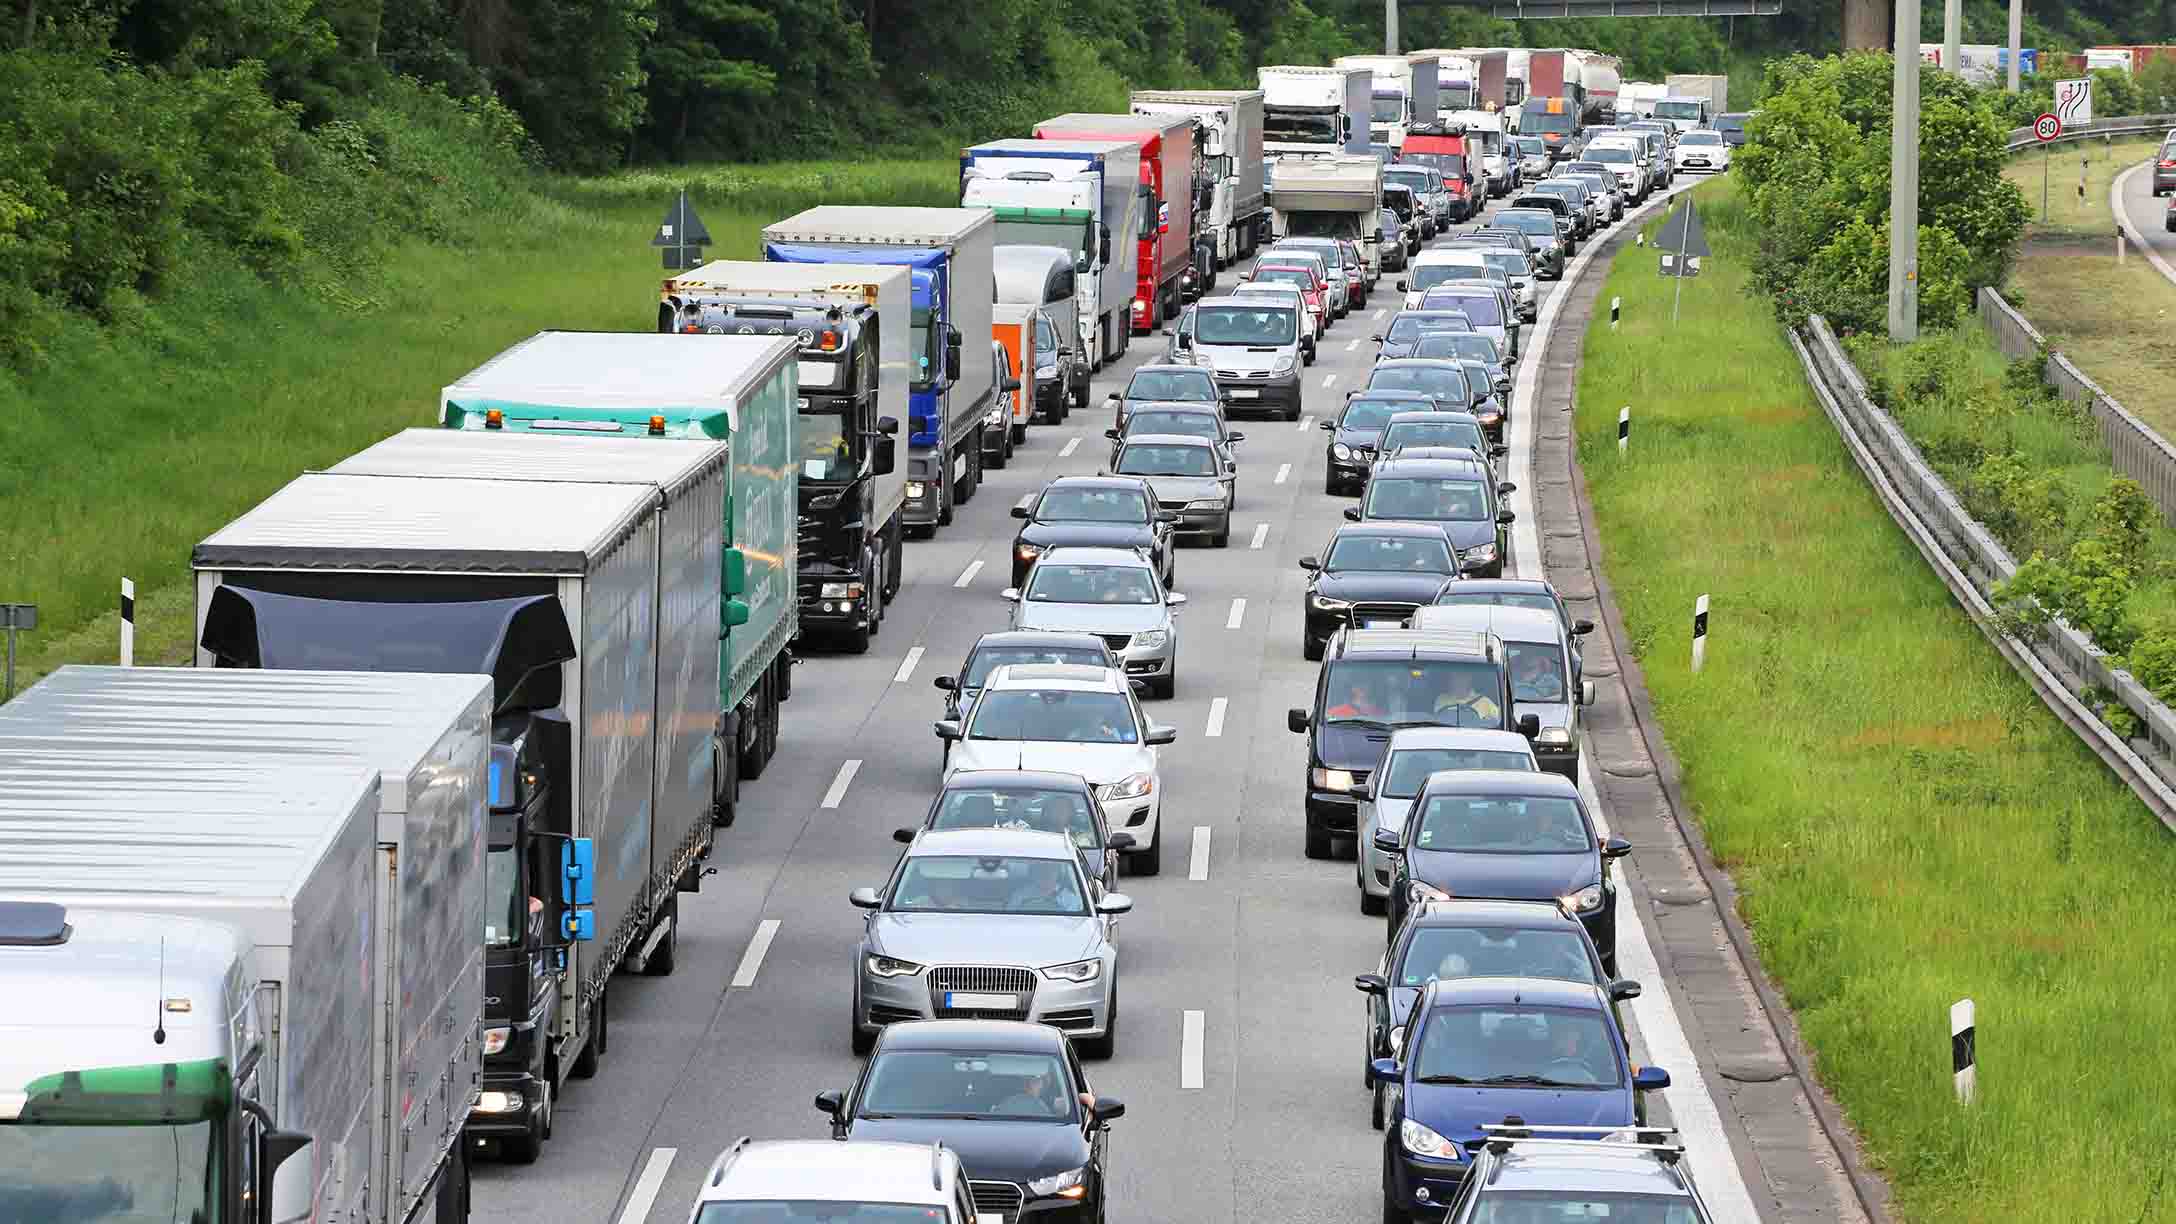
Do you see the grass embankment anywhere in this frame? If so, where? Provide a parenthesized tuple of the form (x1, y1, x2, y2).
(1575, 175, 2176, 1220)
(0, 159, 955, 697)
(1999, 137, 2176, 439)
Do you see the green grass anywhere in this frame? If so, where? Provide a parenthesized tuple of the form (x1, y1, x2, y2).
(0, 158, 955, 696)
(2002, 136, 2160, 237)
(1575, 175, 2176, 1221)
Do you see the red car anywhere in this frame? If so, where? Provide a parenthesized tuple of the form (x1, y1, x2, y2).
(1249, 262, 1330, 334)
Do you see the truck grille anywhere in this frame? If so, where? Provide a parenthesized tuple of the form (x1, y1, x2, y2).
(1097, 633, 1131, 653)
(970, 1182, 1025, 1222)
(929, 966, 1034, 1020)
(796, 513, 824, 555)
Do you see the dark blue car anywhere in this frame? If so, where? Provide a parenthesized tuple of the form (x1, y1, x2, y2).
(1371, 976, 1669, 1222)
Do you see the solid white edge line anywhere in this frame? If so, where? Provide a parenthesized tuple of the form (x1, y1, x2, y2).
(2111, 162, 2176, 288)
(893, 646, 924, 684)
(1274, 463, 1291, 484)
(730, 919, 782, 989)
(953, 559, 983, 589)
(820, 759, 862, 810)
(614, 1147, 678, 1224)
(1225, 598, 1246, 630)
(1059, 436, 1082, 458)
(1249, 522, 1270, 550)
(1181, 1010, 1206, 1089)
(1205, 696, 1228, 737)
(1188, 826, 1212, 881)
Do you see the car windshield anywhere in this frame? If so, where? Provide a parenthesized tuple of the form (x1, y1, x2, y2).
(1365, 475, 1489, 523)
(857, 1049, 1077, 1122)
(1024, 562, 1159, 604)
(1036, 487, 1147, 523)
(1383, 419, 1485, 453)
(1414, 1004, 1620, 1087)
(1409, 336, 1476, 363)
(1130, 411, 1220, 440)
(696, 1204, 953, 1224)
(1327, 533, 1455, 573)
(1507, 642, 1568, 702)
(969, 688, 1139, 743)
(933, 786, 1101, 849)
(1388, 312, 1471, 341)
(1382, 746, 1535, 797)
(1409, 263, 1487, 293)
(1438, 332, 1502, 363)
(1397, 924, 1595, 986)
(1422, 293, 1502, 327)
(1480, 251, 1529, 277)
(1369, 366, 1471, 403)
(1459, 361, 1496, 396)
(1500, 213, 1556, 237)
(1322, 658, 1506, 726)
(1417, 793, 1589, 852)
(1472, 1193, 1706, 1223)
(1195, 306, 1296, 345)
(1587, 145, 1635, 163)
(1127, 370, 1214, 401)
(1252, 267, 1314, 292)
(1385, 170, 1436, 194)
(1716, 115, 1747, 131)
(1682, 131, 1724, 146)
(1512, 138, 1546, 155)
(963, 644, 1109, 688)
(1339, 400, 1400, 431)
(1117, 443, 1218, 477)
(1035, 315, 1059, 351)
(890, 854, 1090, 916)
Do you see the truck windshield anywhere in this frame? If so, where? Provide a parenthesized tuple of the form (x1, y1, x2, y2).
(1371, 94, 1406, 123)
(911, 307, 936, 392)
(1266, 113, 1341, 144)
(486, 844, 525, 949)
(1653, 100, 1702, 121)
(1520, 105, 1577, 135)
(992, 217, 1088, 259)
(1286, 213, 1362, 240)
(1195, 306, 1295, 346)
(0, 1120, 219, 1222)
(798, 409, 854, 482)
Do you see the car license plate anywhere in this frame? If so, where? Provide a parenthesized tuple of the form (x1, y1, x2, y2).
(1231, 388, 1260, 398)
(947, 991, 1018, 1010)
(1364, 619, 1400, 628)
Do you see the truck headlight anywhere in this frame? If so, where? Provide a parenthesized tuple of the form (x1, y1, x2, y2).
(1311, 767, 1355, 792)
(866, 955, 924, 978)
(820, 582, 864, 601)
(476, 1090, 525, 1114)
(1040, 959, 1102, 983)
(481, 1026, 510, 1056)
(1561, 883, 1604, 913)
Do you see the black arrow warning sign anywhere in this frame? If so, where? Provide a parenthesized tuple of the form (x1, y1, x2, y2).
(653, 189, 713, 270)
(1651, 197, 1712, 260)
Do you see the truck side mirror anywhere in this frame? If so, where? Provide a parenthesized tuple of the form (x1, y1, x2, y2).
(723, 547, 747, 597)
(877, 416, 900, 436)
(1100, 224, 1112, 264)
(945, 328, 962, 381)
(874, 435, 896, 477)
(260, 1129, 315, 1223)
(560, 836, 597, 941)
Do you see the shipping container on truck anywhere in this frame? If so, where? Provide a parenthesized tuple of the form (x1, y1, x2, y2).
(991, 302, 1038, 445)
(1268, 155, 1385, 276)
(193, 463, 723, 1121)
(0, 665, 504, 1222)
(1334, 54, 1440, 152)
(1033, 113, 1198, 334)
(764, 207, 997, 536)
(1258, 65, 1373, 158)
(962, 137, 1143, 371)
(1129, 89, 1268, 268)
(653, 265, 909, 653)
(1570, 50, 1621, 122)
(1503, 48, 1532, 116)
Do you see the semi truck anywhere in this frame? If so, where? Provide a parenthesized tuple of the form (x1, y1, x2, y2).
(1571, 50, 1622, 122)
(962, 137, 1142, 372)
(1268, 155, 1385, 277)
(0, 664, 502, 1222)
(1128, 89, 1268, 268)
(653, 264, 908, 653)
(1033, 114, 1198, 335)
(1662, 74, 1729, 127)
(1258, 65, 1372, 158)
(193, 452, 732, 1138)
(1518, 49, 1584, 161)
(1503, 49, 1532, 120)
(1427, 51, 1478, 113)
(1619, 81, 1665, 118)
(765, 207, 996, 536)
(1333, 54, 1440, 152)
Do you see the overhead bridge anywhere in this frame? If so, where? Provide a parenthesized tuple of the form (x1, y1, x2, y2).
(1399, 0, 1781, 15)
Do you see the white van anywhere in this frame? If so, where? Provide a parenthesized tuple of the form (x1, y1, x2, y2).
(1446, 109, 1512, 195)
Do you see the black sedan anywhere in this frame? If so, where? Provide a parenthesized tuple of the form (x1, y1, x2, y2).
(901, 768, 1135, 894)
(1321, 394, 1405, 495)
(1344, 453, 1514, 577)
(1010, 476, 1177, 588)
(1298, 523, 1461, 660)
(817, 1020, 1126, 1224)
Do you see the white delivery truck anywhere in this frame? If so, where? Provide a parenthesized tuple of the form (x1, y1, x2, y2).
(0, 664, 499, 1223)
(1129, 89, 1268, 267)
(1259, 65, 1372, 157)
(1661, 74, 1729, 129)
(1447, 109, 1512, 194)
(961, 137, 1142, 371)
(1619, 81, 1665, 118)
(1333, 53, 1440, 151)
(1268, 155, 1385, 278)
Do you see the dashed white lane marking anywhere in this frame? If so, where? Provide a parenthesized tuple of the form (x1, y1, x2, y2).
(820, 759, 862, 810)
(1275, 463, 1291, 484)
(893, 646, 924, 683)
(1225, 598, 1246, 630)
(1059, 436, 1081, 458)
(1346, 338, 1361, 352)
(1205, 697, 1229, 737)
(1181, 1011, 1206, 1089)
(1189, 826, 1212, 881)
(953, 559, 982, 588)
(1249, 522, 1270, 550)
(729, 920, 781, 989)
(1297, 415, 1314, 432)
(1322, 374, 1338, 389)
(615, 1148, 678, 1224)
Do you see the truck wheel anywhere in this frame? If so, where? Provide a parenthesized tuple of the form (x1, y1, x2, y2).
(864, 551, 883, 640)
(884, 527, 904, 600)
(498, 1083, 548, 1164)
(570, 1000, 603, 1079)
(711, 737, 739, 828)
(741, 674, 774, 780)
(776, 650, 794, 702)
(642, 901, 677, 977)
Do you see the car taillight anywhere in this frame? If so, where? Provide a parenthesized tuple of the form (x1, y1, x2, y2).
(2161, 159, 2176, 168)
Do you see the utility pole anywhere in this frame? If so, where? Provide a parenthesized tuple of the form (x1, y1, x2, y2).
(1385, 0, 1399, 54)
(1889, 0, 1920, 341)
(2007, 0, 2023, 91)
(1943, 0, 1961, 79)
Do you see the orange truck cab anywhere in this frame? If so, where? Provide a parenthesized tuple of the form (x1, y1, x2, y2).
(993, 302, 1038, 443)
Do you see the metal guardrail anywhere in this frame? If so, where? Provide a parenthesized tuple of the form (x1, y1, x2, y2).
(2004, 113, 2176, 152)
(1791, 315, 2176, 833)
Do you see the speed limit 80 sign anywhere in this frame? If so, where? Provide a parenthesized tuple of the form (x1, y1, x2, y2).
(2034, 112, 2062, 142)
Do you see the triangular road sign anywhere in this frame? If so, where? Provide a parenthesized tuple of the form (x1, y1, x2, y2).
(1651, 198, 1712, 259)
(652, 189, 713, 248)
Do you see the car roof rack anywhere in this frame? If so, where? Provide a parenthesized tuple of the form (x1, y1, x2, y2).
(1471, 1123, 1684, 1162)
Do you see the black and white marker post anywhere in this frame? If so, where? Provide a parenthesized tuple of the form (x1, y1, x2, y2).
(1617, 407, 1630, 455)
(1691, 594, 1709, 673)
(1951, 998, 1976, 1105)
(120, 578, 134, 667)
(1610, 296, 1621, 331)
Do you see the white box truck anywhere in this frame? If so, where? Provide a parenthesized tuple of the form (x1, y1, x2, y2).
(1129, 89, 1268, 267)
(0, 664, 500, 1223)
(1259, 65, 1372, 157)
(1268, 155, 1385, 276)
(1447, 109, 1513, 194)
(1661, 74, 1729, 129)
(961, 137, 1143, 371)
(765, 207, 997, 536)
(1334, 54, 1440, 151)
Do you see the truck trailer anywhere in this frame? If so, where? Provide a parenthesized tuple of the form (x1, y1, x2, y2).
(1662, 74, 1729, 128)
(653, 265, 908, 653)
(1268, 155, 1385, 277)
(1258, 65, 1373, 158)
(1334, 54, 1440, 153)
(0, 664, 505, 1223)
(193, 461, 725, 1137)
(961, 137, 1142, 372)
(765, 207, 997, 536)
(991, 302, 1039, 446)
(1033, 113, 1199, 335)
(1571, 50, 1622, 122)
(1128, 89, 1268, 268)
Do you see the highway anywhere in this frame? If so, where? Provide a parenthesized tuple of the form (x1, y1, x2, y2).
(466, 184, 1788, 1224)
(2113, 155, 2176, 287)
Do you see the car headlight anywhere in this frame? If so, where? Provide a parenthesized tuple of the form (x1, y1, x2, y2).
(1464, 543, 1498, 563)
(1400, 1118, 1460, 1159)
(1407, 880, 1450, 905)
(1028, 1166, 1089, 1199)
(481, 1026, 510, 1056)
(907, 481, 926, 498)
(1311, 767, 1355, 791)
(1101, 772, 1154, 800)
(1133, 628, 1170, 649)
(1273, 355, 1297, 374)
(1186, 498, 1226, 512)
(1389, 1025, 1406, 1050)
(820, 582, 864, 600)
(1535, 726, 1572, 746)
(1310, 593, 1351, 611)
(866, 955, 924, 978)
(1332, 443, 1353, 460)
(1562, 883, 1604, 913)
(1040, 959, 1102, 983)
(1016, 542, 1044, 559)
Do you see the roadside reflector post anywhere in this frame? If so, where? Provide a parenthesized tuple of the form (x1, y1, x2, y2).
(2118, 228, 2127, 264)
(0, 603, 35, 702)
(1952, 998, 1977, 1105)
(119, 578, 135, 667)
(1691, 594, 1709, 673)
(1617, 407, 1630, 455)
(1610, 296, 1622, 330)
(1635, 233, 1644, 247)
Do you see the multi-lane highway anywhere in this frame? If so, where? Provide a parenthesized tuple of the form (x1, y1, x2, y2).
(466, 184, 1811, 1224)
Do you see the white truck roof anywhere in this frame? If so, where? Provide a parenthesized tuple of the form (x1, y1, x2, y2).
(765, 206, 994, 246)
(443, 331, 795, 425)
(663, 260, 906, 303)
(333, 427, 726, 498)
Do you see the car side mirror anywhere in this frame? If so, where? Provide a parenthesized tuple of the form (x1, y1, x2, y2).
(1609, 979, 1643, 1002)
(1343, 507, 1362, 522)
(1095, 893, 1134, 915)
(849, 887, 883, 909)
(1298, 556, 1320, 572)
(1107, 832, 1137, 851)
(1633, 1066, 1672, 1091)
(1318, 419, 1335, 431)
(1158, 511, 1181, 523)
(1105, 429, 1121, 440)
(1517, 713, 1541, 739)
(1373, 828, 1403, 852)
(893, 827, 920, 845)
(814, 1089, 845, 1117)
(1491, 444, 1509, 457)
(934, 674, 958, 692)
(1011, 504, 1032, 519)
(1395, 280, 1407, 292)
(1497, 481, 1517, 495)
(1580, 680, 1596, 707)
(1166, 592, 1188, 607)
(1355, 973, 1390, 996)
(1145, 724, 1178, 746)
(1287, 708, 1309, 734)
(1228, 432, 1245, 443)
(1369, 1057, 1401, 1085)
(1000, 588, 1022, 602)
(1497, 509, 1516, 525)
(1091, 1096, 1127, 1122)
(1573, 618, 1595, 635)
(933, 720, 963, 741)
(1371, 333, 1385, 342)
(1353, 780, 1373, 801)
(1002, 375, 1022, 393)
(1604, 836, 1632, 859)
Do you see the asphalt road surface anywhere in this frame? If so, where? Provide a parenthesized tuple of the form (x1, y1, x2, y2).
(467, 180, 1771, 1224)
(2115, 155, 2176, 280)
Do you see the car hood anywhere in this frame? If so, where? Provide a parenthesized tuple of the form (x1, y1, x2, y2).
(950, 740, 1154, 787)
(1404, 1080, 1633, 1146)
(1140, 474, 1228, 504)
(1316, 572, 1452, 605)
(1378, 341, 1422, 359)
(1314, 720, 1396, 771)
(871, 912, 1104, 967)
(1515, 699, 1573, 731)
(1193, 344, 1291, 375)
(1407, 848, 1597, 901)
(1014, 601, 1169, 634)
(1365, 516, 1495, 555)
(1335, 426, 1386, 450)
(844, 1117, 1091, 1185)
(1369, 795, 1416, 837)
(1019, 522, 1157, 553)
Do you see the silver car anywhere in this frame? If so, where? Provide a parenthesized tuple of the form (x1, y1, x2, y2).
(1110, 434, 1234, 547)
(1004, 546, 1187, 698)
(1413, 603, 1594, 783)
(850, 827, 1133, 1056)
(1354, 727, 1540, 914)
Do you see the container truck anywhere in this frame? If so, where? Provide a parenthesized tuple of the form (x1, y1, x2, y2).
(1258, 65, 1372, 158)
(1571, 50, 1621, 122)
(1661, 74, 1729, 128)
(1619, 81, 1665, 118)
(1503, 49, 1532, 118)
(1268, 155, 1385, 277)
(765, 207, 996, 535)
(962, 137, 1142, 371)
(1129, 89, 1268, 268)
(1334, 54, 1440, 152)
(193, 459, 727, 1133)
(1426, 51, 1477, 113)
(0, 664, 507, 1222)
(652, 265, 907, 653)
(1033, 114, 1198, 335)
